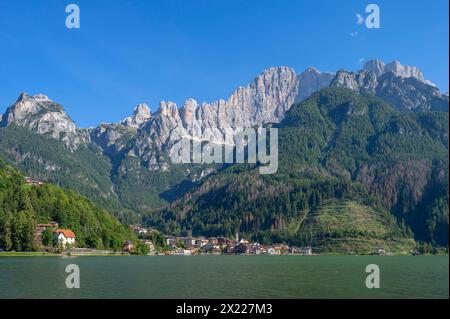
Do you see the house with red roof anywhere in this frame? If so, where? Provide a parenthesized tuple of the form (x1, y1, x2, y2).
(54, 229, 76, 247)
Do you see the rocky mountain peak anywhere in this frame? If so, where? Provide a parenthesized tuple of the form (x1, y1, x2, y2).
(121, 103, 152, 127)
(256, 65, 296, 80)
(158, 101, 180, 118)
(248, 66, 298, 98)
(180, 98, 198, 127)
(227, 66, 299, 123)
(2, 93, 63, 124)
(363, 59, 431, 85)
(15, 92, 51, 103)
(331, 67, 448, 112)
(363, 59, 386, 76)
(0, 93, 81, 149)
(9, 93, 54, 115)
(385, 60, 425, 82)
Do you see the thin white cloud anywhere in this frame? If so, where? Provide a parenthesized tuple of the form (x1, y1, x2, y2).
(350, 31, 359, 37)
(358, 58, 365, 65)
(356, 13, 364, 25)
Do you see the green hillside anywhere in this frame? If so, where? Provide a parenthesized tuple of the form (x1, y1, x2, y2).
(0, 160, 135, 251)
(279, 88, 448, 245)
(297, 200, 416, 254)
(0, 125, 210, 220)
(143, 166, 415, 254)
(0, 126, 126, 214)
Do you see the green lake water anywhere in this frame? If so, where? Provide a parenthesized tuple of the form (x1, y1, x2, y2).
(0, 255, 447, 298)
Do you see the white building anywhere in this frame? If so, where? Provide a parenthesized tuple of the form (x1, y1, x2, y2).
(54, 229, 76, 247)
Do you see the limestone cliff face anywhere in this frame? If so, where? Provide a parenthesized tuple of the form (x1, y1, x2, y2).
(116, 67, 303, 169)
(133, 67, 301, 157)
(195, 66, 300, 130)
(331, 64, 448, 112)
(363, 59, 431, 85)
(331, 69, 379, 92)
(0, 93, 84, 149)
(297, 67, 335, 101)
(332, 58, 434, 94)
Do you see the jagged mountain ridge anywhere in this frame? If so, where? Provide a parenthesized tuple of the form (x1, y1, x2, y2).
(0, 59, 447, 215)
(331, 70, 448, 112)
(0, 65, 335, 172)
(362, 59, 437, 87)
(1, 59, 444, 155)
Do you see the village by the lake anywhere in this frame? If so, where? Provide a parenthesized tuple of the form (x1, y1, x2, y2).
(128, 224, 316, 256)
(0, 177, 393, 257)
(17, 221, 316, 256)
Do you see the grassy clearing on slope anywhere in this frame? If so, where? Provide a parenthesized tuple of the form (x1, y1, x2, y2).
(297, 199, 416, 254)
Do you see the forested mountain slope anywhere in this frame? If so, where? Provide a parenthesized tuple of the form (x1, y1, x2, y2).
(0, 160, 134, 251)
(143, 88, 448, 249)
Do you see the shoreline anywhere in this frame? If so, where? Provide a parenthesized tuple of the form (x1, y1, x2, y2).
(1, 252, 446, 257)
(0, 251, 129, 257)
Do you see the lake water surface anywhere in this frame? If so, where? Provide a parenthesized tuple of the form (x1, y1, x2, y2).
(0, 255, 447, 298)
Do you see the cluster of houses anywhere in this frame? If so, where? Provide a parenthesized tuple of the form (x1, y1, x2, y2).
(167, 236, 312, 255)
(131, 225, 312, 256)
(32, 223, 315, 255)
(24, 176, 45, 186)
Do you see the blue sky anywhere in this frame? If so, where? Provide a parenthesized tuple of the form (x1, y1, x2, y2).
(0, 0, 448, 127)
